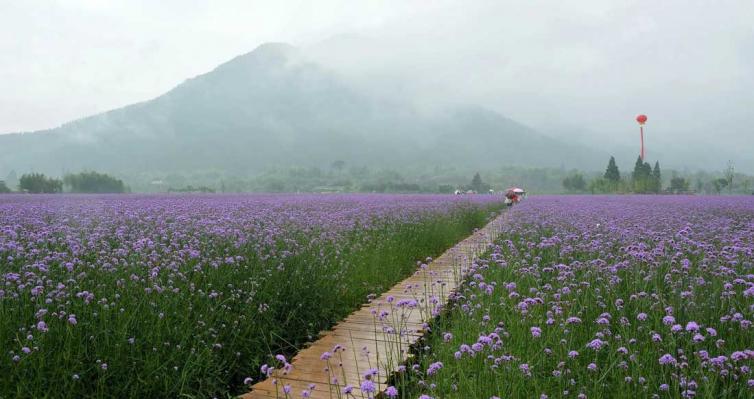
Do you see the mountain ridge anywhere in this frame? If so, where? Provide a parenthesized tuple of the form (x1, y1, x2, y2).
(0, 42, 607, 180)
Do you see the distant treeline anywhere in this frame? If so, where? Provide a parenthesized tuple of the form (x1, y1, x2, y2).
(1, 171, 127, 193)
(2, 160, 752, 195)
(1, 163, 544, 195)
(64, 171, 126, 193)
(562, 156, 750, 195)
(121, 162, 567, 194)
(168, 185, 216, 193)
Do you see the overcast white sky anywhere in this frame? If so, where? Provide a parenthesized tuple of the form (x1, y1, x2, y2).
(1, 0, 753, 162)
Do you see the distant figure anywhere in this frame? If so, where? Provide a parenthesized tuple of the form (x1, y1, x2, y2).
(505, 190, 518, 207)
(505, 187, 525, 206)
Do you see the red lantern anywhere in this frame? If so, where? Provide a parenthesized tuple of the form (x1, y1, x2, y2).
(636, 114, 647, 125)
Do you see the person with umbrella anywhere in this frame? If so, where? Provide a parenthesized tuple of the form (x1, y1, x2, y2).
(505, 187, 525, 206)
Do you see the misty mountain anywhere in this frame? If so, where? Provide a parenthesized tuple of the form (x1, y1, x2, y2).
(0, 43, 607, 179)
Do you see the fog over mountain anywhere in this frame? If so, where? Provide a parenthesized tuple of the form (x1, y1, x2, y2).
(1, 1, 752, 177)
(0, 43, 605, 178)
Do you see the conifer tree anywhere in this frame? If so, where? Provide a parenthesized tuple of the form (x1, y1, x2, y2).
(604, 156, 621, 182)
(632, 156, 650, 193)
(652, 161, 662, 193)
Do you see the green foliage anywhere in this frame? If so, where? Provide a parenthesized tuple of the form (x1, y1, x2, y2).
(651, 161, 662, 193)
(18, 173, 62, 193)
(64, 171, 126, 193)
(712, 178, 729, 194)
(724, 161, 735, 193)
(583, 156, 652, 194)
(685, 168, 753, 194)
(0, 181, 10, 193)
(88, 159, 754, 196)
(632, 156, 658, 193)
(361, 181, 422, 193)
(669, 176, 690, 193)
(562, 173, 587, 192)
(437, 184, 455, 194)
(588, 156, 632, 194)
(331, 160, 346, 172)
(167, 185, 215, 193)
(603, 156, 621, 181)
(469, 172, 491, 193)
(588, 177, 628, 194)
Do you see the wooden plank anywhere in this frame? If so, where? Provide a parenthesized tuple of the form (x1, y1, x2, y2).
(242, 211, 506, 399)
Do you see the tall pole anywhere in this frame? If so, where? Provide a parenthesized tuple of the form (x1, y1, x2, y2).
(640, 125, 645, 160)
(636, 114, 647, 160)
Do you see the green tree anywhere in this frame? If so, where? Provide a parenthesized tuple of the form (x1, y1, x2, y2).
(0, 180, 10, 193)
(562, 173, 587, 192)
(670, 176, 690, 193)
(632, 156, 653, 193)
(469, 172, 490, 193)
(712, 178, 728, 194)
(724, 161, 734, 193)
(19, 173, 63, 193)
(741, 178, 752, 195)
(437, 184, 454, 194)
(651, 161, 662, 193)
(64, 171, 126, 193)
(331, 160, 345, 174)
(588, 177, 628, 194)
(632, 156, 645, 192)
(604, 156, 621, 182)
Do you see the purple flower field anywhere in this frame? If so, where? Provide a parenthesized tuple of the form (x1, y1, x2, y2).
(404, 196, 754, 399)
(0, 193, 502, 398)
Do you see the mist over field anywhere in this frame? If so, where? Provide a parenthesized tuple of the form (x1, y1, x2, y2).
(1, 1, 752, 192)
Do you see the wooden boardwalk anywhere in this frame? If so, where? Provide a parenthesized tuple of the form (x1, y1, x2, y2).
(242, 211, 508, 399)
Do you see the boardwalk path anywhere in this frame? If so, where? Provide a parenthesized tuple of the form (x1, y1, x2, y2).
(242, 210, 509, 399)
